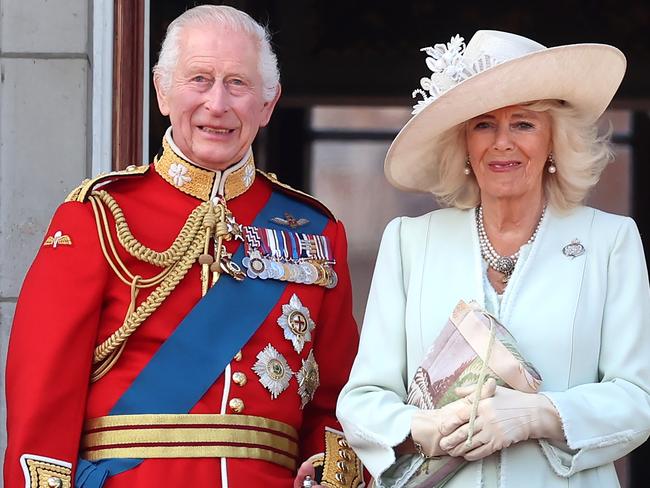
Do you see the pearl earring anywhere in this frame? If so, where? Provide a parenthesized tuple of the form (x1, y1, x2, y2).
(547, 153, 557, 174)
(464, 156, 472, 175)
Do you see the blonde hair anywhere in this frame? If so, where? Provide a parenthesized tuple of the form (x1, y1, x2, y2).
(431, 100, 614, 210)
(152, 5, 280, 102)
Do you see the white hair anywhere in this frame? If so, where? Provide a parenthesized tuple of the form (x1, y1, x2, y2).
(152, 5, 280, 101)
(431, 100, 613, 211)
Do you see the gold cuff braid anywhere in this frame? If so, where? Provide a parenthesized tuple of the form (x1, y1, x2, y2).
(21, 456, 72, 488)
(319, 429, 364, 488)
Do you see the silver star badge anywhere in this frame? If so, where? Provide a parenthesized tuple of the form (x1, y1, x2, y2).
(277, 294, 316, 353)
(252, 344, 293, 399)
(296, 350, 320, 409)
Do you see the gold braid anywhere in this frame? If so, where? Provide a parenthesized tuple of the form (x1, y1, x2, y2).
(88, 190, 215, 382)
(94, 189, 208, 268)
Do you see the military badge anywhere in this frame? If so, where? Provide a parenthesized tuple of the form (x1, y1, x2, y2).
(252, 344, 293, 399)
(270, 212, 310, 229)
(43, 230, 72, 248)
(277, 294, 316, 353)
(562, 239, 585, 259)
(296, 350, 320, 408)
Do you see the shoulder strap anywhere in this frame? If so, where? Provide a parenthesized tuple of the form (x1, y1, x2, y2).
(65, 165, 150, 203)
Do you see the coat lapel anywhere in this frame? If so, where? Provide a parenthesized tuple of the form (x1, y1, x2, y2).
(406, 208, 484, 372)
(502, 206, 594, 390)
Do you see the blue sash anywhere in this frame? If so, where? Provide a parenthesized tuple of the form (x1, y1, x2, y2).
(76, 190, 329, 487)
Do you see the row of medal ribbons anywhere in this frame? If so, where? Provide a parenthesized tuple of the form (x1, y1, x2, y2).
(240, 225, 338, 289)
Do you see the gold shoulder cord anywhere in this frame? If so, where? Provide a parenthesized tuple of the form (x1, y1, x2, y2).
(88, 190, 219, 382)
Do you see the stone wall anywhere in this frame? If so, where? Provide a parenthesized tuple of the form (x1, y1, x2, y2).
(0, 0, 91, 476)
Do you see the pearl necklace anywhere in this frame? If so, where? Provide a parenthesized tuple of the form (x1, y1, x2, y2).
(476, 205, 546, 283)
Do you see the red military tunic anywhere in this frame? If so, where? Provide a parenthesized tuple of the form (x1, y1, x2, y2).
(4, 136, 361, 488)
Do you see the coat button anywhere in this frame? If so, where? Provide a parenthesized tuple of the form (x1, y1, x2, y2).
(233, 351, 243, 362)
(232, 372, 248, 386)
(229, 398, 244, 413)
(47, 478, 63, 487)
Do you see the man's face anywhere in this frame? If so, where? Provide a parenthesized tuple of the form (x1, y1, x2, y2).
(154, 24, 280, 170)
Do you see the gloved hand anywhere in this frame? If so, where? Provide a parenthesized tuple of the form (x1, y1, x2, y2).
(439, 386, 564, 461)
(410, 378, 497, 458)
(293, 460, 323, 488)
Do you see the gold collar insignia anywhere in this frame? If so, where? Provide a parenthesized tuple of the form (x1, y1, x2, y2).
(153, 136, 255, 201)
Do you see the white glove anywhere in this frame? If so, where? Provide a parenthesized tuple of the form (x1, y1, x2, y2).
(410, 378, 496, 458)
(439, 386, 564, 461)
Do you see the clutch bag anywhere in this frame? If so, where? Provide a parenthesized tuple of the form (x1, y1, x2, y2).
(400, 299, 542, 488)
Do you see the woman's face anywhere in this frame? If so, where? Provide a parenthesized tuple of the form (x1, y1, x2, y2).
(465, 105, 552, 202)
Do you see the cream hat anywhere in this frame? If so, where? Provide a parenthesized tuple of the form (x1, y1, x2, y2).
(385, 30, 626, 193)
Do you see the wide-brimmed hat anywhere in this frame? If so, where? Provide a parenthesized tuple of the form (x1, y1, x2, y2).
(385, 30, 626, 193)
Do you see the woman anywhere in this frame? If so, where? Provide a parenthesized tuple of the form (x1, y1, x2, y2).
(335, 30, 650, 487)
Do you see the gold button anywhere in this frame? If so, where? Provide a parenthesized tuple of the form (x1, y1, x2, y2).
(232, 371, 248, 386)
(126, 164, 137, 171)
(233, 351, 242, 362)
(229, 398, 244, 413)
(47, 478, 62, 488)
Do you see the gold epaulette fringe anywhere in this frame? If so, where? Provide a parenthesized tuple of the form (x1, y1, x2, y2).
(256, 169, 336, 221)
(65, 165, 150, 203)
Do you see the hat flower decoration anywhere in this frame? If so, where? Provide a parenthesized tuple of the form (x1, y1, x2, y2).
(412, 34, 497, 114)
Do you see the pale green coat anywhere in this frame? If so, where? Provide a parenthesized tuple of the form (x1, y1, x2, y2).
(337, 206, 650, 487)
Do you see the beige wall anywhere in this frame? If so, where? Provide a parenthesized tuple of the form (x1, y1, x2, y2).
(0, 0, 91, 474)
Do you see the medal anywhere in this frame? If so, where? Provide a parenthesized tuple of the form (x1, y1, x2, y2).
(242, 250, 269, 279)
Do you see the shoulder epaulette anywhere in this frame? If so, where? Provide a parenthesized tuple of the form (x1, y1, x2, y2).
(65, 164, 150, 203)
(256, 169, 336, 221)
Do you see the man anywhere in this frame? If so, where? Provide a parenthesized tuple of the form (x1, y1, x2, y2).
(4, 6, 362, 487)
